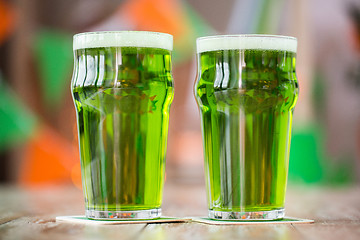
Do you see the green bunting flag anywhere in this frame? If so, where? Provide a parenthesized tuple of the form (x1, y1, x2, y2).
(33, 30, 73, 109)
(0, 75, 37, 150)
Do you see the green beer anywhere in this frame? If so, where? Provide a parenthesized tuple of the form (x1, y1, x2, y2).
(71, 32, 174, 219)
(195, 35, 298, 220)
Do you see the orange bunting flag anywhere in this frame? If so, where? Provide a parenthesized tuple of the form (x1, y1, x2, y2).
(0, 0, 15, 45)
(119, 0, 188, 36)
(19, 125, 81, 188)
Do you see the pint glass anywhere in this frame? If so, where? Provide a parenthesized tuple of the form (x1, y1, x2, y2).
(71, 31, 174, 219)
(195, 35, 298, 220)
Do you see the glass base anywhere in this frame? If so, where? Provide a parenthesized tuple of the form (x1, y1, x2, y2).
(86, 209, 161, 220)
(208, 208, 285, 220)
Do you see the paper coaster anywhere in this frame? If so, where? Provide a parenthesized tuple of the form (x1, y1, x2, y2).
(56, 216, 191, 225)
(191, 217, 314, 225)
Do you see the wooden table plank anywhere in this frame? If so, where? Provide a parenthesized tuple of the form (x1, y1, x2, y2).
(0, 186, 32, 227)
(0, 186, 146, 240)
(293, 222, 360, 240)
(0, 186, 84, 216)
(138, 223, 301, 240)
(0, 183, 359, 240)
(0, 216, 146, 240)
(285, 186, 360, 221)
(162, 180, 208, 217)
(285, 186, 360, 240)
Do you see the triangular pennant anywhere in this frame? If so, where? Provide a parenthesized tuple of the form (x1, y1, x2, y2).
(33, 29, 73, 109)
(0, 76, 37, 150)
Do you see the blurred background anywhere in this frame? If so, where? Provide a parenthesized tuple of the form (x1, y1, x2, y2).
(0, 0, 360, 188)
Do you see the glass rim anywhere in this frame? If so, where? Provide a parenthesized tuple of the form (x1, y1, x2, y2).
(196, 34, 297, 53)
(73, 31, 173, 51)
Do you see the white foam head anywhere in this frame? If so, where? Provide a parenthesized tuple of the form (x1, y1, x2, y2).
(196, 34, 297, 53)
(73, 31, 173, 51)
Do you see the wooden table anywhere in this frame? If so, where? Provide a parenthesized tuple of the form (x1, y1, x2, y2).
(0, 180, 359, 240)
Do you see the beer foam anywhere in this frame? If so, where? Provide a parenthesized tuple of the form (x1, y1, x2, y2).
(197, 35, 297, 53)
(73, 31, 173, 51)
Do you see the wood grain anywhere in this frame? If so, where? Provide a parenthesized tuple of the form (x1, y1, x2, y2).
(0, 216, 146, 240)
(138, 223, 302, 240)
(0, 183, 359, 240)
